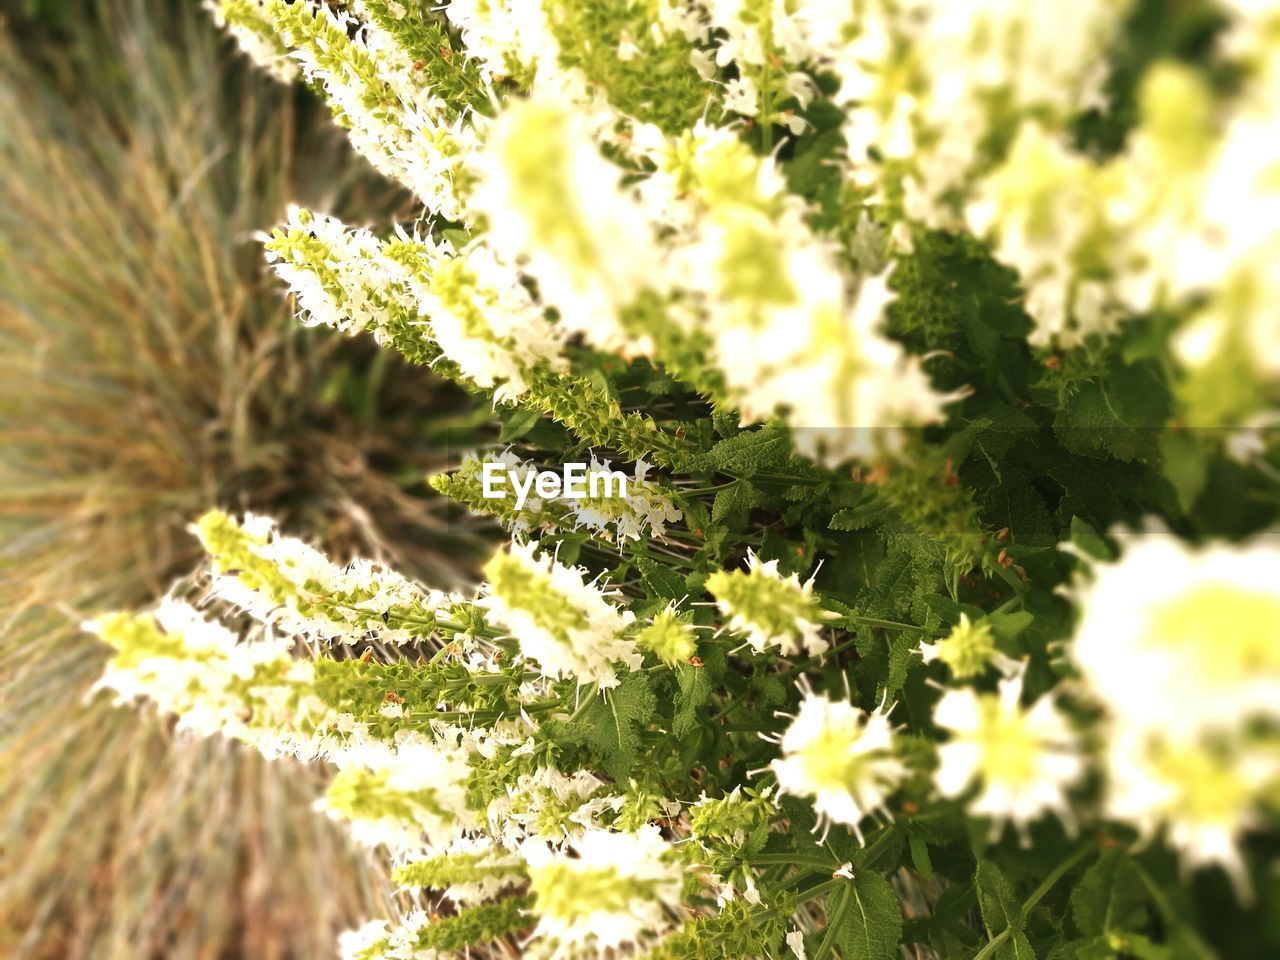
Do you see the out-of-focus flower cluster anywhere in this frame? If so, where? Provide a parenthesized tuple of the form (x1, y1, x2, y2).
(1070, 536, 1280, 893)
(233, 0, 1277, 447)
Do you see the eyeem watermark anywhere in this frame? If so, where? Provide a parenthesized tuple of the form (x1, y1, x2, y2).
(481, 461, 628, 511)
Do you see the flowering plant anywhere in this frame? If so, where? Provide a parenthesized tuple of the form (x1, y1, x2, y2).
(91, 1, 1278, 957)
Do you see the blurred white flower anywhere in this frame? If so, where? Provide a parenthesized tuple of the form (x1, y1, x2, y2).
(319, 736, 478, 851)
(933, 672, 1084, 840)
(834, 0, 1129, 228)
(410, 240, 567, 404)
(206, 0, 299, 82)
(1104, 730, 1276, 896)
(469, 92, 663, 357)
(338, 920, 389, 960)
(523, 825, 684, 956)
(1071, 535, 1280, 740)
(723, 75, 760, 116)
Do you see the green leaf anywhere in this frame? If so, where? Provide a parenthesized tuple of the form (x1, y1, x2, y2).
(816, 886, 851, 960)
(498, 406, 542, 442)
(636, 557, 688, 601)
(712, 479, 756, 527)
(882, 633, 919, 698)
(830, 499, 891, 531)
(784, 126, 846, 205)
(1000, 930, 1039, 960)
(908, 831, 933, 880)
(972, 462, 1056, 549)
(673, 663, 713, 738)
(757, 528, 812, 577)
(976, 861, 1036, 960)
(1157, 431, 1209, 514)
(554, 672, 656, 781)
(832, 870, 902, 960)
(1052, 361, 1169, 463)
(702, 425, 792, 476)
(976, 861, 1022, 934)
(553, 531, 587, 566)
(1069, 851, 1146, 939)
(932, 881, 977, 928)
(986, 610, 1035, 641)
(1068, 517, 1113, 561)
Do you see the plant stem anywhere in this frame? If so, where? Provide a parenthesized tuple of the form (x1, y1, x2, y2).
(750, 852, 843, 872)
(1132, 862, 1217, 960)
(850, 616, 937, 634)
(563, 682, 601, 724)
(972, 846, 1092, 960)
(854, 823, 899, 869)
(813, 887, 849, 960)
(795, 878, 842, 905)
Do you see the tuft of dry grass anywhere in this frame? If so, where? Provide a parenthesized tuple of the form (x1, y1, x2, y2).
(0, 2, 485, 956)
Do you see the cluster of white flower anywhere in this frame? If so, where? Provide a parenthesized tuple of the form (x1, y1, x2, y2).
(773, 669, 1086, 848)
(706, 550, 832, 656)
(94, 513, 695, 958)
(1165, 45, 1280, 408)
(340, 823, 684, 960)
(268, 0, 482, 218)
(337, 898, 527, 960)
(484, 764, 612, 848)
(108, 2, 1280, 954)
(698, 0, 831, 130)
(568, 458, 684, 542)
(1069, 534, 1280, 891)
(469, 91, 665, 356)
(966, 121, 1127, 347)
(420, 241, 568, 402)
(88, 599, 424, 764)
(523, 824, 686, 958)
(232, 1, 960, 466)
(830, 0, 1129, 229)
(479, 541, 641, 686)
(266, 207, 565, 403)
(89, 597, 304, 741)
(966, 3, 1280, 403)
(194, 509, 466, 646)
(205, 0, 299, 82)
(443, 0, 560, 85)
(234, 0, 1280, 453)
(448, 0, 643, 133)
(393, 834, 524, 906)
(265, 206, 412, 339)
(319, 734, 479, 850)
(645, 123, 953, 462)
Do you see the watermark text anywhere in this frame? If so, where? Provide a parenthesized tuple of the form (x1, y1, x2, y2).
(481, 462, 628, 511)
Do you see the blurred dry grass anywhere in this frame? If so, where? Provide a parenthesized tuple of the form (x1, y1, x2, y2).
(0, 2, 483, 956)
